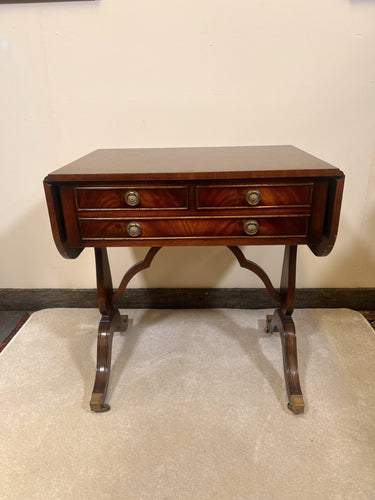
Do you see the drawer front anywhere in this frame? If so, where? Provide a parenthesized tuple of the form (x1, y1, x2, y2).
(196, 184, 312, 209)
(75, 186, 188, 210)
(79, 216, 309, 240)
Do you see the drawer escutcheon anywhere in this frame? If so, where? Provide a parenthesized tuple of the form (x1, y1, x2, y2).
(125, 190, 140, 207)
(244, 219, 260, 236)
(127, 221, 142, 237)
(246, 189, 262, 206)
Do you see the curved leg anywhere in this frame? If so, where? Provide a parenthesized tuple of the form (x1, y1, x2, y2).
(112, 247, 161, 304)
(90, 248, 127, 412)
(266, 309, 304, 414)
(91, 247, 161, 412)
(227, 246, 281, 302)
(265, 245, 305, 414)
(90, 309, 127, 412)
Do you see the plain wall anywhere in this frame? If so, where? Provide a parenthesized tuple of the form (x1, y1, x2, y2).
(1, 0, 375, 290)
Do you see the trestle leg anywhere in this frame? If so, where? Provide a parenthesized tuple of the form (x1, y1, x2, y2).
(90, 247, 160, 412)
(265, 245, 305, 414)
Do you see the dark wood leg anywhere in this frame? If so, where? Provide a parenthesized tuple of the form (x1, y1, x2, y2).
(266, 245, 305, 414)
(90, 248, 127, 412)
(90, 309, 127, 412)
(90, 247, 161, 412)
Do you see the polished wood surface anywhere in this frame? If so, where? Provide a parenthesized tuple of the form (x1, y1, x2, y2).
(44, 146, 344, 414)
(45, 146, 343, 181)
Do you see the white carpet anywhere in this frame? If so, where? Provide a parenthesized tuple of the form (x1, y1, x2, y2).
(1, 308, 375, 499)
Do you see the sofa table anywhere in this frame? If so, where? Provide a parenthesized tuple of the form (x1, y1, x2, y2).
(44, 146, 344, 414)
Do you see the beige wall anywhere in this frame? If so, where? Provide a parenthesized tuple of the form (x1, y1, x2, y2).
(1, 1, 375, 290)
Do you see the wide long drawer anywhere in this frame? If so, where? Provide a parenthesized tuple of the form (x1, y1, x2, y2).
(79, 216, 309, 240)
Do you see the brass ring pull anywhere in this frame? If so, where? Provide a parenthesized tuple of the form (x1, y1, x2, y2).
(127, 221, 142, 237)
(244, 219, 259, 236)
(125, 190, 140, 207)
(246, 189, 262, 206)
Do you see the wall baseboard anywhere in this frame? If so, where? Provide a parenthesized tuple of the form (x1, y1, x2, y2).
(0, 288, 374, 311)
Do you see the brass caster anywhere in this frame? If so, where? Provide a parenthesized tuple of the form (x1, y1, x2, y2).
(287, 394, 305, 414)
(119, 314, 128, 334)
(265, 314, 274, 334)
(90, 393, 111, 413)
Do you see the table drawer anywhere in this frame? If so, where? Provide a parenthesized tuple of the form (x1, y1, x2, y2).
(196, 184, 312, 209)
(79, 216, 309, 240)
(75, 186, 188, 210)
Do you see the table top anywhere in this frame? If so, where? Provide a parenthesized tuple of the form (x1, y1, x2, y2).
(45, 146, 343, 182)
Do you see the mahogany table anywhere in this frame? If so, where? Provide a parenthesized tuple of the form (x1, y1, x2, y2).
(44, 146, 344, 414)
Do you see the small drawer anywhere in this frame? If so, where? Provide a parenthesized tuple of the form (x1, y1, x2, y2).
(196, 184, 312, 209)
(75, 186, 188, 210)
(79, 216, 309, 240)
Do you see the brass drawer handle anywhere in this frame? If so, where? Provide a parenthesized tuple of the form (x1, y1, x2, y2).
(127, 221, 142, 237)
(125, 190, 140, 207)
(246, 189, 262, 206)
(244, 219, 259, 236)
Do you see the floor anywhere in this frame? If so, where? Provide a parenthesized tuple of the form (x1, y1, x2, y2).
(2, 307, 375, 499)
(1, 309, 374, 347)
(362, 310, 375, 331)
(0, 311, 31, 346)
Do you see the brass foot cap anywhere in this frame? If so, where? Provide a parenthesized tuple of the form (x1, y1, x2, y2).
(288, 394, 305, 414)
(119, 314, 129, 334)
(90, 393, 111, 413)
(265, 314, 273, 333)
